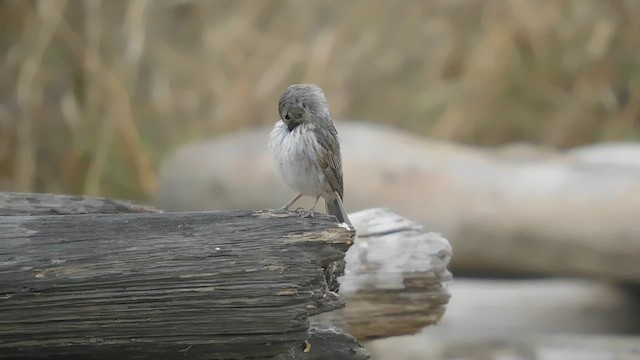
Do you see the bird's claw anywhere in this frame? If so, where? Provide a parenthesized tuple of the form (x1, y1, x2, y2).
(267, 206, 308, 215)
(302, 209, 315, 219)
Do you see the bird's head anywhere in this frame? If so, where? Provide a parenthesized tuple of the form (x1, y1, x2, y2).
(278, 84, 331, 131)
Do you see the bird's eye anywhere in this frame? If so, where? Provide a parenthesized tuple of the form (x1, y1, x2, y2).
(284, 114, 290, 120)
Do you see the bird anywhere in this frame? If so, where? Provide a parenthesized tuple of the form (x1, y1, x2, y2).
(268, 84, 351, 225)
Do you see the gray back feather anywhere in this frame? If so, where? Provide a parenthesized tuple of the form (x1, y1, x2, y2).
(312, 123, 344, 199)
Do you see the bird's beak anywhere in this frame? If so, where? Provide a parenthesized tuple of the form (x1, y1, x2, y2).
(286, 119, 300, 131)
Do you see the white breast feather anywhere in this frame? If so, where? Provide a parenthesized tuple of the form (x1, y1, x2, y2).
(268, 121, 326, 197)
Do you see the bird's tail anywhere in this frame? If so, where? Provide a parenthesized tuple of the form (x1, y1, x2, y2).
(325, 194, 352, 226)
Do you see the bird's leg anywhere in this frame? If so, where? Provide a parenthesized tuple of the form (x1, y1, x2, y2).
(275, 193, 303, 213)
(303, 196, 320, 218)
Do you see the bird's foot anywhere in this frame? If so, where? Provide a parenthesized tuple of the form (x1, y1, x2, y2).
(268, 206, 290, 214)
(302, 209, 315, 219)
(267, 206, 308, 214)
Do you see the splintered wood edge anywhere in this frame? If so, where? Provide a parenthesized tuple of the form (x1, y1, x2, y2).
(278, 325, 371, 360)
(253, 210, 356, 245)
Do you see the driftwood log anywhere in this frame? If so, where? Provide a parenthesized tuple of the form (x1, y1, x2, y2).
(0, 193, 366, 359)
(316, 208, 452, 340)
(0, 193, 453, 358)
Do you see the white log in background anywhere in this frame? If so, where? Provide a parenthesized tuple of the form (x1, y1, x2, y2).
(153, 124, 640, 359)
(154, 123, 640, 283)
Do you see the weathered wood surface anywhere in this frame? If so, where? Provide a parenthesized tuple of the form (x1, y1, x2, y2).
(316, 208, 452, 340)
(278, 326, 370, 360)
(0, 209, 359, 359)
(0, 191, 160, 216)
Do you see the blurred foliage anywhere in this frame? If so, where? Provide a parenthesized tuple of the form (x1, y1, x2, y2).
(0, 0, 639, 200)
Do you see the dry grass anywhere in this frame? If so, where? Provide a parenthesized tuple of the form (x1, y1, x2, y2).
(0, 0, 638, 200)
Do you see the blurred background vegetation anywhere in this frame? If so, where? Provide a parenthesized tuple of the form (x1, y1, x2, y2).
(0, 0, 639, 201)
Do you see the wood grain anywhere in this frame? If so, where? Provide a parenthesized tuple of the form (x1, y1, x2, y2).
(0, 208, 355, 359)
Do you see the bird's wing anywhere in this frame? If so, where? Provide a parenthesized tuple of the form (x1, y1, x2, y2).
(312, 123, 344, 199)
